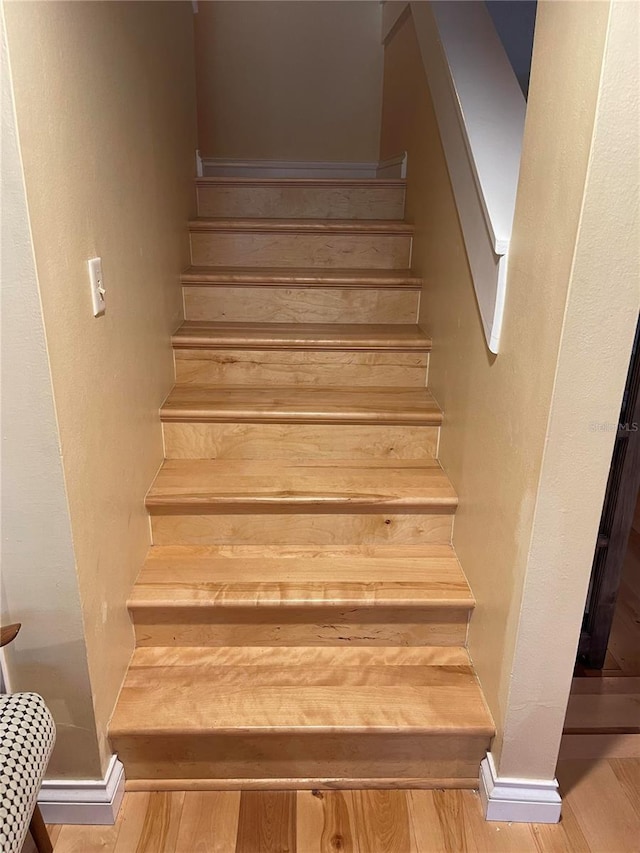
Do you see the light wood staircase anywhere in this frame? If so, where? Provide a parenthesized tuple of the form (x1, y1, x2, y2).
(109, 176, 494, 790)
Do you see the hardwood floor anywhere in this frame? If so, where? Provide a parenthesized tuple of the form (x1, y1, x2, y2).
(47, 761, 640, 852)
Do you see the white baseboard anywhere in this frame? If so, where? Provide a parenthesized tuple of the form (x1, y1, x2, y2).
(479, 753, 562, 824)
(377, 152, 408, 178)
(200, 157, 394, 180)
(38, 754, 125, 825)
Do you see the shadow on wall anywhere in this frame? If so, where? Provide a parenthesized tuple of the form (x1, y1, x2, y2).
(4, 633, 102, 777)
(486, 0, 537, 97)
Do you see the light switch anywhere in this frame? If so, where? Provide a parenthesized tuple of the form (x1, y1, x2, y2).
(88, 257, 106, 316)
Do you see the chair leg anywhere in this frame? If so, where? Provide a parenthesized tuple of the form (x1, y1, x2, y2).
(29, 805, 53, 853)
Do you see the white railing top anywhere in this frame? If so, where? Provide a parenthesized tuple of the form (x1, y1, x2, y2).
(427, 1, 526, 256)
(404, 0, 527, 352)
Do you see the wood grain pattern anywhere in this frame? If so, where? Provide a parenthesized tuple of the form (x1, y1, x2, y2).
(555, 759, 640, 853)
(51, 764, 640, 852)
(110, 645, 492, 783)
(407, 789, 459, 851)
(296, 790, 359, 853)
(528, 800, 592, 853)
(132, 607, 471, 648)
(111, 733, 489, 787)
(125, 777, 479, 792)
(161, 386, 441, 425)
(180, 266, 421, 288)
(172, 322, 431, 351)
(183, 285, 419, 324)
(145, 459, 457, 513)
(235, 792, 296, 853)
(352, 790, 416, 853)
(131, 544, 473, 607)
(190, 231, 411, 269)
(109, 645, 494, 736)
(150, 512, 453, 547)
(189, 218, 414, 234)
(174, 350, 429, 388)
(52, 822, 120, 853)
(121, 792, 185, 853)
(174, 792, 240, 853)
(162, 422, 438, 460)
(196, 182, 405, 220)
(130, 545, 472, 645)
(432, 789, 470, 852)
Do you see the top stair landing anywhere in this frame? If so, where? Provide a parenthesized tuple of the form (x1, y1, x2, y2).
(196, 177, 406, 220)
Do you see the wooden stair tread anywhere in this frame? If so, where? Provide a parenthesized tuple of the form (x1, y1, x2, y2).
(160, 386, 442, 425)
(189, 218, 414, 234)
(172, 322, 431, 351)
(109, 645, 495, 736)
(129, 544, 474, 609)
(145, 459, 458, 511)
(181, 266, 421, 288)
(195, 177, 406, 187)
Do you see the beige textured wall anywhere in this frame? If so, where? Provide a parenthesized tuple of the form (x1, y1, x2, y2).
(195, 1, 383, 162)
(380, 1, 639, 780)
(1, 12, 102, 778)
(496, 0, 639, 779)
(3, 0, 197, 774)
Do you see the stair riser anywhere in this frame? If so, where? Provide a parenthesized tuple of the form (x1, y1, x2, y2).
(131, 606, 470, 647)
(111, 732, 490, 785)
(162, 423, 439, 460)
(190, 232, 412, 269)
(183, 285, 419, 324)
(197, 185, 405, 220)
(150, 512, 453, 546)
(174, 349, 429, 387)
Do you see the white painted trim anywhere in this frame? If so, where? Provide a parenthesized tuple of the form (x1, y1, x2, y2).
(410, 1, 526, 353)
(426, 2, 525, 253)
(195, 148, 203, 178)
(201, 158, 380, 180)
(479, 753, 562, 824)
(38, 754, 125, 825)
(377, 152, 408, 179)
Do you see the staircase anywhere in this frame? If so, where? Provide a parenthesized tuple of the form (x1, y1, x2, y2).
(109, 176, 494, 790)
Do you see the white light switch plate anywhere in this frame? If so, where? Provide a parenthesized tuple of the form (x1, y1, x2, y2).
(88, 257, 106, 316)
